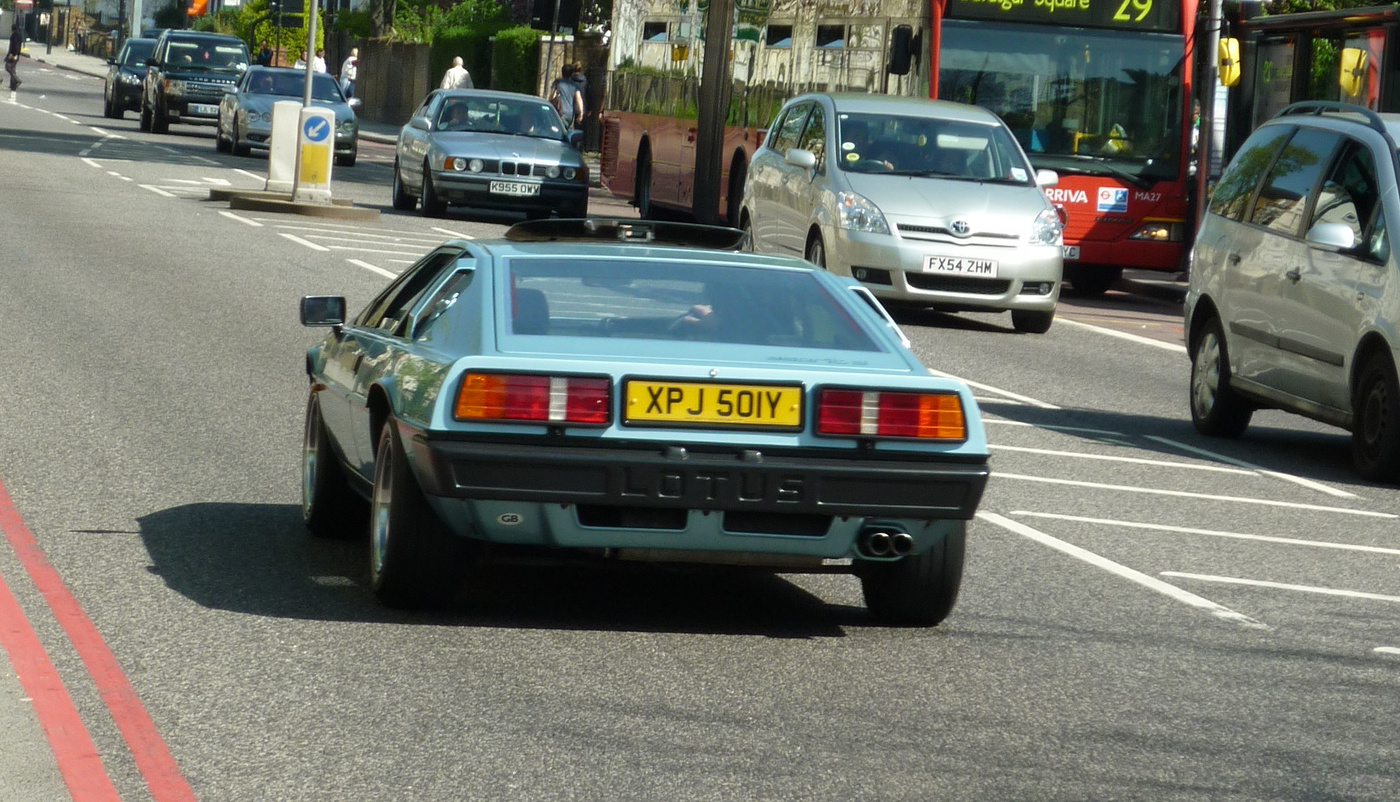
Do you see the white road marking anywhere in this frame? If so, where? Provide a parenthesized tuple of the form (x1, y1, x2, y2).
(975, 396, 1023, 406)
(279, 232, 330, 251)
(994, 472, 1396, 518)
(431, 226, 472, 239)
(989, 444, 1254, 474)
(90, 127, 118, 137)
(219, 211, 263, 227)
(348, 258, 395, 278)
(106, 171, 122, 177)
(1146, 435, 1358, 499)
(928, 368, 1060, 409)
(82, 158, 102, 169)
(139, 184, 176, 198)
(234, 168, 265, 181)
(323, 245, 431, 256)
(167, 179, 206, 185)
(1056, 316, 1187, 353)
(202, 177, 232, 186)
(1010, 511, 1400, 556)
(1162, 572, 1400, 604)
(1375, 647, 1400, 656)
(262, 220, 446, 238)
(300, 231, 443, 245)
(978, 512, 1268, 629)
(981, 419, 1127, 438)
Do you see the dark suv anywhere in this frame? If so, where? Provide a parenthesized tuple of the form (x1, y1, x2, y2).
(141, 30, 249, 134)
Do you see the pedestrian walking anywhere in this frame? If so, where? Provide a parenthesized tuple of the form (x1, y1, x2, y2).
(339, 47, 358, 99)
(6, 23, 23, 92)
(549, 64, 583, 129)
(440, 56, 473, 90)
(256, 40, 273, 66)
(312, 48, 327, 73)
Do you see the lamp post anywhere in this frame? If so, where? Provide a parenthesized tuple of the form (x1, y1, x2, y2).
(1194, 0, 1224, 228)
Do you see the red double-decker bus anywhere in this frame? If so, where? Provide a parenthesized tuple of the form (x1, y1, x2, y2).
(601, 0, 1199, 294)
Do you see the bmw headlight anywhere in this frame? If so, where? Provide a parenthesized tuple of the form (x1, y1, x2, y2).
(468, 159, 484, 173)
(836, 191, 890, 235)
(563, 167, 577, 180)
(546, 165, 561, 179)
(1029, 208, 1063, 246)
(338, 120, 356, 134)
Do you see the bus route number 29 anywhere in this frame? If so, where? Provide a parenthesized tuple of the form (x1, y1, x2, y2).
(1114, 0, 1152, 23)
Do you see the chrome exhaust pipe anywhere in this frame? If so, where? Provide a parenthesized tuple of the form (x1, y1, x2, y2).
(861, 530, 893, 557)
(890, 532, 914, 557)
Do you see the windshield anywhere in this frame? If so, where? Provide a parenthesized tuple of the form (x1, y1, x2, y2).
(938, 21, 1185, 183)
(123, 41, 154, 66)
(836, 112, 1033, 183)
(506, 259, 880, 351)
(247, 70, 345, 101)
(436, 97, 566, 139)
(166, 41, 248, 70)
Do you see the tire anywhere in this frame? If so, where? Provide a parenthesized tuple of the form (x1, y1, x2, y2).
(139, 102, 152, 132)
(215, 119, 231, 153)
(420, 163, 447, 218)
(391, 160, 417, 211)
(1189, 314, 1253, 438)
(1351, 351, 1400, 481)
(103, 88, 118, 119)
(859, 522, 965, 626)
(335, 148, 357, 168)
(805, 234, 827, 269)
(1065, 265, 1121, 296)
(369, 419, 468, 609)
(151, 98, 169, 134)
(232, 120, 251, 157)
(561, 198, 588, 218)
(301, 392, 363, 539)
(635, 150, 655, 220)
(1011, 309, 1054, 334)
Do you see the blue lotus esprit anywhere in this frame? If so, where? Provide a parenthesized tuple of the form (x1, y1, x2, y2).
(300, 219, 990, 625)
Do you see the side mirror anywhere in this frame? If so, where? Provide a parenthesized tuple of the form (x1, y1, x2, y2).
(1035, 169, 1059, 187)
(301, 296, 347, 327)
(888, 25, 913, 76)
(568, 129, 585, 150)
(348, 97, 362, 110)
(145, 57, 157, 67)
(1305, 222, 1356, 253)
(408, 116, 430, 131)
(107, 58, 117, 66)
(784, 148, 817, 170)
(1340, 47, 1367, 96)
(1218, 38, 1241, 88)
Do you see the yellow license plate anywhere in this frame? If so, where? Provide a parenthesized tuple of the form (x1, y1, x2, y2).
(625, 381, 802, 428)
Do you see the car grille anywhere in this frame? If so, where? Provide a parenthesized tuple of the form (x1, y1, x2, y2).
(905, 273, 1011, 295)
(897, 223, 1021, 248)
(183, 79, 236, 101)
(488, 160, 552, 178)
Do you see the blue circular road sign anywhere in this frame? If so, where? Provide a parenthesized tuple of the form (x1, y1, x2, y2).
(302, 116, 332, 144)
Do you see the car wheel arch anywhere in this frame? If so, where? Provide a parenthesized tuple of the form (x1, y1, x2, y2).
(1351, 333, 1395, 401)
(367, 385, 394, 459)
(1187, 295, 1222, 354)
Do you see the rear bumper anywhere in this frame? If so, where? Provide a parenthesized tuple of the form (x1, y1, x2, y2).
(409, 434, 990, 520)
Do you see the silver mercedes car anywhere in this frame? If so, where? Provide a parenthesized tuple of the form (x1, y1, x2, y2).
(391, 89, 590, 219)
(740, 94, 1064, 333)
(216, 66, 360, 166)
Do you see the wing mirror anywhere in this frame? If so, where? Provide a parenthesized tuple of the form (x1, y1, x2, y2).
(301, 296, 347, 327)
(349, 97, 363, 110)
(568, 129, 585, 150)
(784, 148, 818, 170)
(1305, 222, 1357, 253)
(408, 116, 430, 131)
(1035, 169, 1059, 187)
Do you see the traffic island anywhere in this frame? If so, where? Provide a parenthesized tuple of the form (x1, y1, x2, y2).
(211, 188, 381, 220)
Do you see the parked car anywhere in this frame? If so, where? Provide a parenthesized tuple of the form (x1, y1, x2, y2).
(392, 89, 589, 219)
(217, 66, 359, 166)
(739, 94, 1065, 334)
(299, 218, 990, 624)
(140, 29, 249, 134)
(103, 37, 155, 119)
(1187, 101, 1400, 480)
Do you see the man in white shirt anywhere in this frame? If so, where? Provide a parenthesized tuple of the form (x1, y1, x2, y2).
(339, 47, 358, 98)
(440, 56, 473, 90)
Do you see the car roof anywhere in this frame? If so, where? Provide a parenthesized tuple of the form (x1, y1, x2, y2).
(470, 239, 823, 270)
(1269, 101, 1400, 146)
(160, 30, 245, 43)
(434, 89, 553, 104)
(798, 93, 1003, 124)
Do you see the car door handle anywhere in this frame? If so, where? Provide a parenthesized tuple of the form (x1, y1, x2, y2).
(1285, 268, 1301, 283)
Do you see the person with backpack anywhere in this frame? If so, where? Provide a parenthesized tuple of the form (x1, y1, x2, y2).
(549, 64, 583, 130)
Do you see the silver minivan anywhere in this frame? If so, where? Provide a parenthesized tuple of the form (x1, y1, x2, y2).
(739, 94, 1064, 333)
(1187, 101, 1400, 480)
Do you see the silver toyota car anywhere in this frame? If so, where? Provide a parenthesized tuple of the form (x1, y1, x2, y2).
(740, 94, 1064, 333)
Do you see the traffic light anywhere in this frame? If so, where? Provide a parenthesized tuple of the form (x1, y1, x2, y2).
(530, 0, 581, 32)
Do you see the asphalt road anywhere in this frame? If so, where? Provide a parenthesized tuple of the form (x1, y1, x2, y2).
(1, 62, 1398, 802)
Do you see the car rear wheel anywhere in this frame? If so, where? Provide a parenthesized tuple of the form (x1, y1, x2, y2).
(1011, 309, 1054, 334)
(369, 419, 469, 609)
(805, 234, 827, 269)
(1352, 351, 1400, 481)
(420, 163, 447, 218)
(302, 392, 363, 539)
(1190, 314, 1252, 438)
(391, 159, 416, 211)
(859, 522, 965, 626)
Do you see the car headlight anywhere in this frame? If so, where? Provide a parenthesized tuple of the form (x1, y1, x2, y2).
(121, 72, 142, 85)
(445, 157, 468, 171)
(563, 167, 577, 180)
(836, 191, 890, 235)
(338, 120, 356, 134)
(164, 79, 185, 97)
(1128, 221, 1185, 242)
(468, 158, 484, 173)
(1029, 208, 1063, 246)
(546, 165, 561, 179)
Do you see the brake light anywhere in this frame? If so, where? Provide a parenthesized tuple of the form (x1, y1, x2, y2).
(454, 373, 610, 425)
(817, 389, 966, 440)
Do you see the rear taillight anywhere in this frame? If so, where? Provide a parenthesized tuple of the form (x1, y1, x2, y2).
(454, 373, 610, 425)
(817, 388, 966, 440)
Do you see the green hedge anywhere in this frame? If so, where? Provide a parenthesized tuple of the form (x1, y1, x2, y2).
(490, 26, 542, 95)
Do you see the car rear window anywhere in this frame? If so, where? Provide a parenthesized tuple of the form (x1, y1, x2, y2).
(506, 258, 881, 351)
